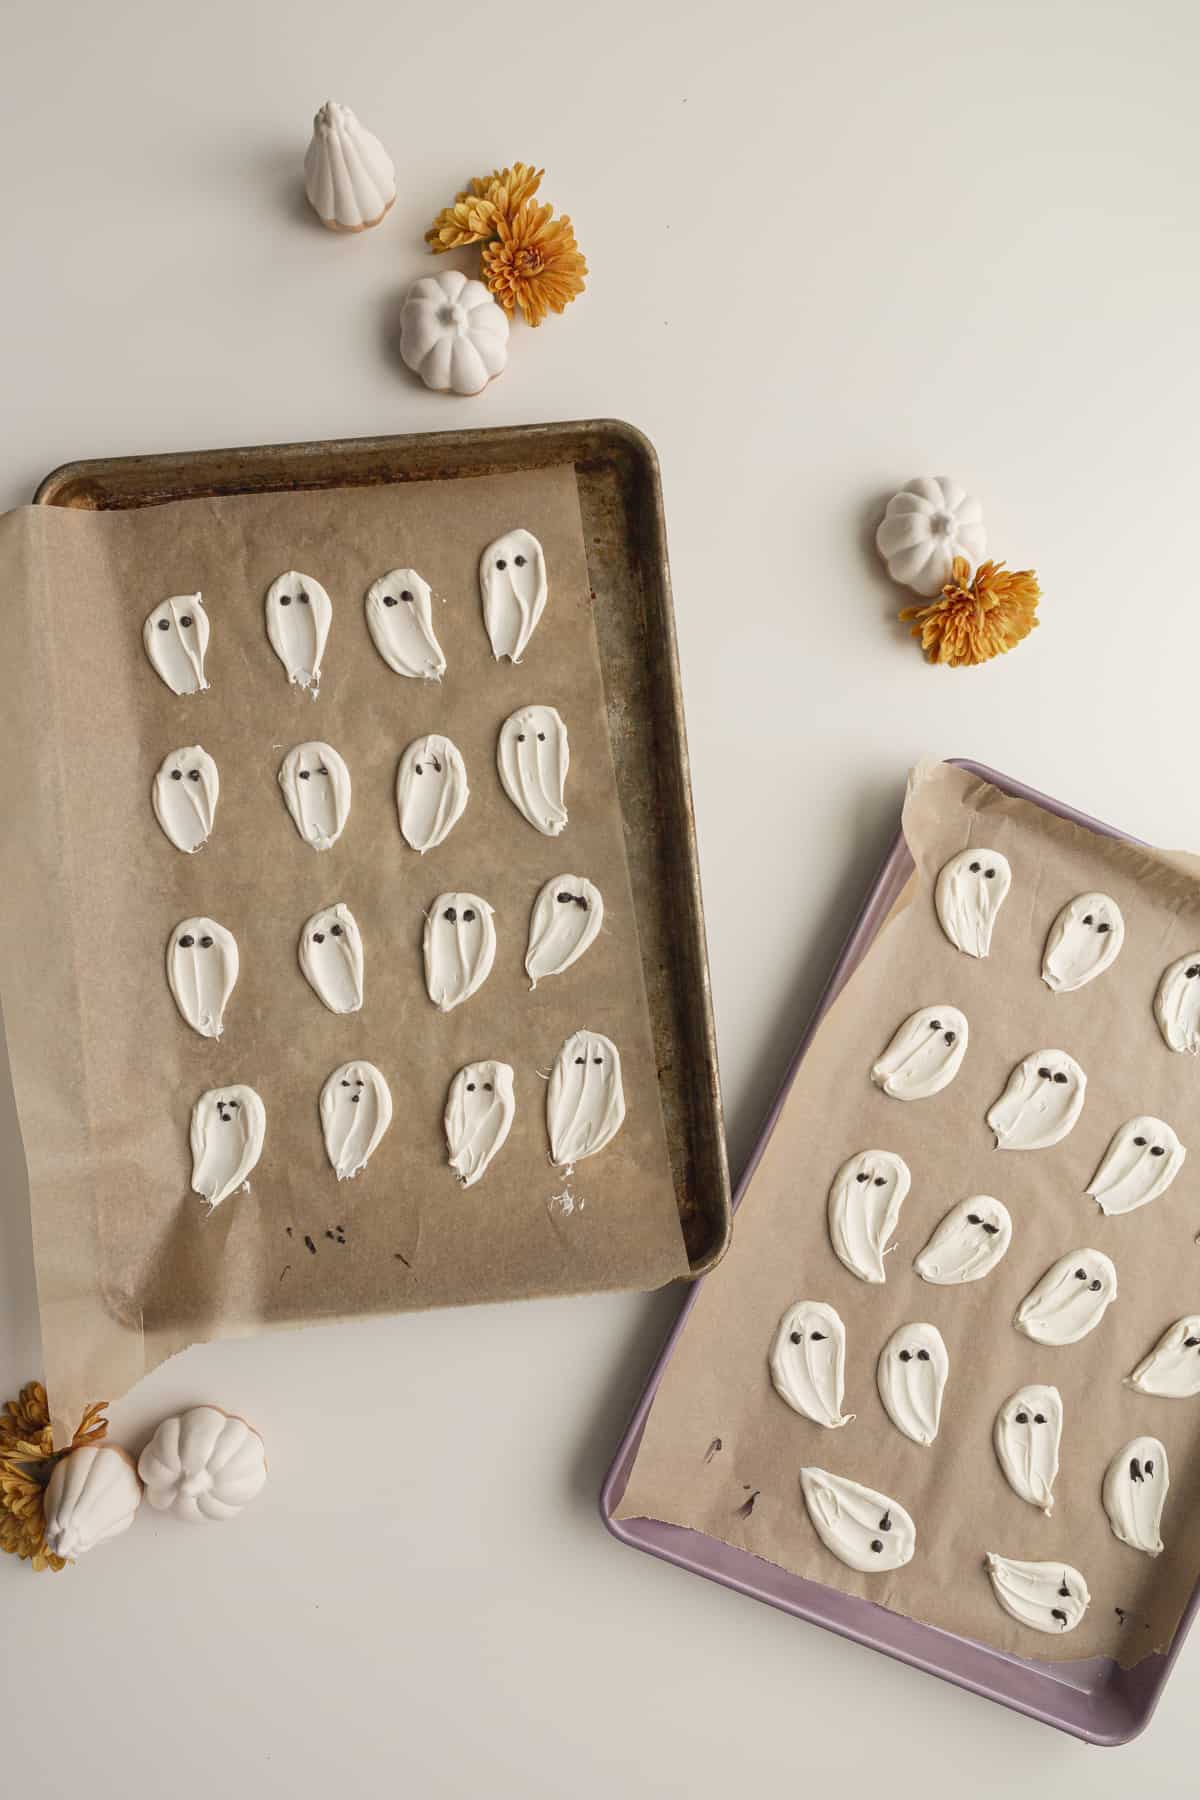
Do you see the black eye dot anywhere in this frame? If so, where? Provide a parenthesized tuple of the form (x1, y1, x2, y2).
(1082, 914, 1093, 925)
(341, 1079, 350, 1087)
(789, 1330, 802, 1345)
(463, 909, 476, 923)
(444, 907, 457, 923)
(1058, 1584, 1070, 1598)
(1053, 1071, 1069, 1083)
(870, 1539, 884, 1554)
(878, 1512, 892, 1532)
(593, 1055, 603, 1064)
(514, 554, 526, 567)
(944, 1031, 956, 1044)
(929, 1019, 941, 1030)
(1145, 1460, 1155, 1476)
(467, 1083, 476, 1092)
(496, 558, 507, 570)
(414, 763, 424, 776)
(180, 615, 193, 628)
(574, 1055, 585, 1065)
(916, 1348, 930, 1361)
(810, 1330, 826, 1341)
(1051, 1609, 1068, 1626)
(969, 861, 981, 873)
(1151, 1145, 1166, 1156)
(157, 618, 170, 630)
(330, 924, 343, 937)
(1089, 1279, 1102, 1291)
(873, 1176, 886, 1187)
(1185, 1336, 1200, 1348)
(199, 935, 213, 948)
(298, 769, 311, 781)
(982, 1221, 1000, 1235)
(178, 934, 194, 948)
(187, 768, 201, 781)
(1188, 966, 1200, 979)
(557, 893, 573, 903)
(383, 593, 398, 607)
(1038, 1067, 1052, 1078)
(537, 731, 546, 742)
(297, 592, 309, 605)
(1015, 1411, 1029, 1424)
(401, 590, 413, 602)
(1075, 1268, 1087, 1280)
(318, 766, 329, 776)
(985, 868, 996, 879)
(899, 1350, 912, 1362)
(1097, 921, 1111, 933)
(517, 733, 526, 742)
(313, 932, 325, 943)
(483, 1082, 493, 1092)
(967, 1213, 981, 1224)
(855, 1172, 869, 1183)
(1034, 1412, 1046, 1424)
(1133, 1136, 1147, 1146)
(279, 594, 292, 607)
(170, 769, 183, 780)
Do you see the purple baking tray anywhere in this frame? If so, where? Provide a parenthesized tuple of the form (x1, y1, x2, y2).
(602, 759, 1200, 1746)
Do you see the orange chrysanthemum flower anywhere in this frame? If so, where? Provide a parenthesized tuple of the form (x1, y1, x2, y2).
(425, 162, 545, 251)
(899, 557, 1040, 668)
(482, 202, 588, 327)
(1, 1383, 109, 1572)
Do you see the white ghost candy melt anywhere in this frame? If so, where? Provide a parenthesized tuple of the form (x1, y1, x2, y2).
(1103, 1437, 1168, 1556)
(1014, 1249, 1117, 1346)
(799, 1467, 915, 1573)
(444, 1061, 516, 1187)
(1041, 892, 1125, 992)
(396, 735, 469, 852)
(987, 1049, 1086, 1150)
(498, 705, 569, 836)
(480, 529, 548, 663)
(265, 571, 331, 692)
(993, 1385, 1062, 1515)
(914, 1196, 1011, 1285)
(827, 1150, 910, 1284)
(984, 1554, 1090, 1634)
(143, 593, 210, 695)
(1126, 1316, 1200, 1398)
(423, 892, 496, 1012)
(167, 917, 238, 1038)
(870, 1005, 967, 1100)
(1155, 953, 1200, 1053)
(278, 741, 351, 850)
(320, 1061, 393, 1180)
(525, 876, 603, 988)
(876, 1323, 948, 1447)
(934, 848, 1011, 957)
(299, 903, 363, 1014)
(190, 1085, 265, 1209)
(152, 745, 218, 853)
(547, 1031, 625, 1170)
(365, 568, 446, 680)
(769, 1302, 854, 1430)
(1087, 1116, 1185, 1216)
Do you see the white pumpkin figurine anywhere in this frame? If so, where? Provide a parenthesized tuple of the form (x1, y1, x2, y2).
(303, 101, 396, 233)
(876, 477, 987, 596)
(138, 1405, 267, 1524)
(400, 269, 509, 396)
(42, 1444, 142, 1561)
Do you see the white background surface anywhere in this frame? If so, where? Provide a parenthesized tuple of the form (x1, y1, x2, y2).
(3, 0, 1200, 1788)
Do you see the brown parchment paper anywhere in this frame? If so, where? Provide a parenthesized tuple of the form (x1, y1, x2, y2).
(0, 467, 687, 1442)
(618, 760, 1200, 1667)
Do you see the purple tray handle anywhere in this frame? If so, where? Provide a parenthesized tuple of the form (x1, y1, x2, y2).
(601, 759, 1196, 1746)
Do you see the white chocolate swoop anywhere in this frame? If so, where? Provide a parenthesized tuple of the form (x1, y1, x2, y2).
(1087, 1116, 1185, 1216)
(877, 1323, 948, 1447)
(547, 1031, 625, 1170)
(914, 1196, 1011, 1285)
(138, 1405, 267, 1523)
(480, 529, 548, 662)
(167, 917, 239, 1038)
(769, 1302, 854, 1430)
(799, 1467, 916, 1574)
(993, 1385, 1062, 1515)
(278, 741, 351, 850)
(498, 705, 569, 836)
(525, 876, 603, 988)
(265, 571, 331, 693)
(299, 903, 363, 1014)
(444, 1061, 516, 1188)
(143, 593, 209, 695)
(365, 568, 446, 680)
(987, 1050, 1086, 1150)
(43, 1445, 141, 1561)
(934, 848, 1011, 958)
(1041, 892, 1125, 992)
(984, 1553, 1090, 1635)
(1126, 1316, 1200, 1398)
(320, 1061, 393, 1180)
(152, 745, 218, 853)
(827, 1150, 910, 1284)
(871, 1005, 967, 1100)
(1103, 1437, 1168, 1557)
(1155, 953, 1200, 1053)
(396, 735, 468, 852)
(423, 893, 496, 1012)
(1014, 1249, 1117, 1346)
(190, 1085, 266, 1210)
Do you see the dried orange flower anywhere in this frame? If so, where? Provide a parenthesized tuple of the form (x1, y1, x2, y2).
(482, 202, 588, 327)
(425, 162, 545, 251)
(470, 162, 543, 214)
(899, 557, 1040, 668)
(0, 1383, 109, 1572)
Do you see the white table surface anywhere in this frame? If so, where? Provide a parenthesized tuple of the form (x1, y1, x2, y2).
(5, 0, 1200, 1788)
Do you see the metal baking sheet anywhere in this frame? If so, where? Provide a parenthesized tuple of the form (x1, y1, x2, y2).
(601, 759, 1200, 1745)
(34, 419, 730, 1278)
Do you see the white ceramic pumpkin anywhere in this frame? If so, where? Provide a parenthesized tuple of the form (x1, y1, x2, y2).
(876, 477, 986, 596)
(43, 1444, 142, 1560)
(400, 269, 509, 396)
(138, 1405, 267, 1524)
